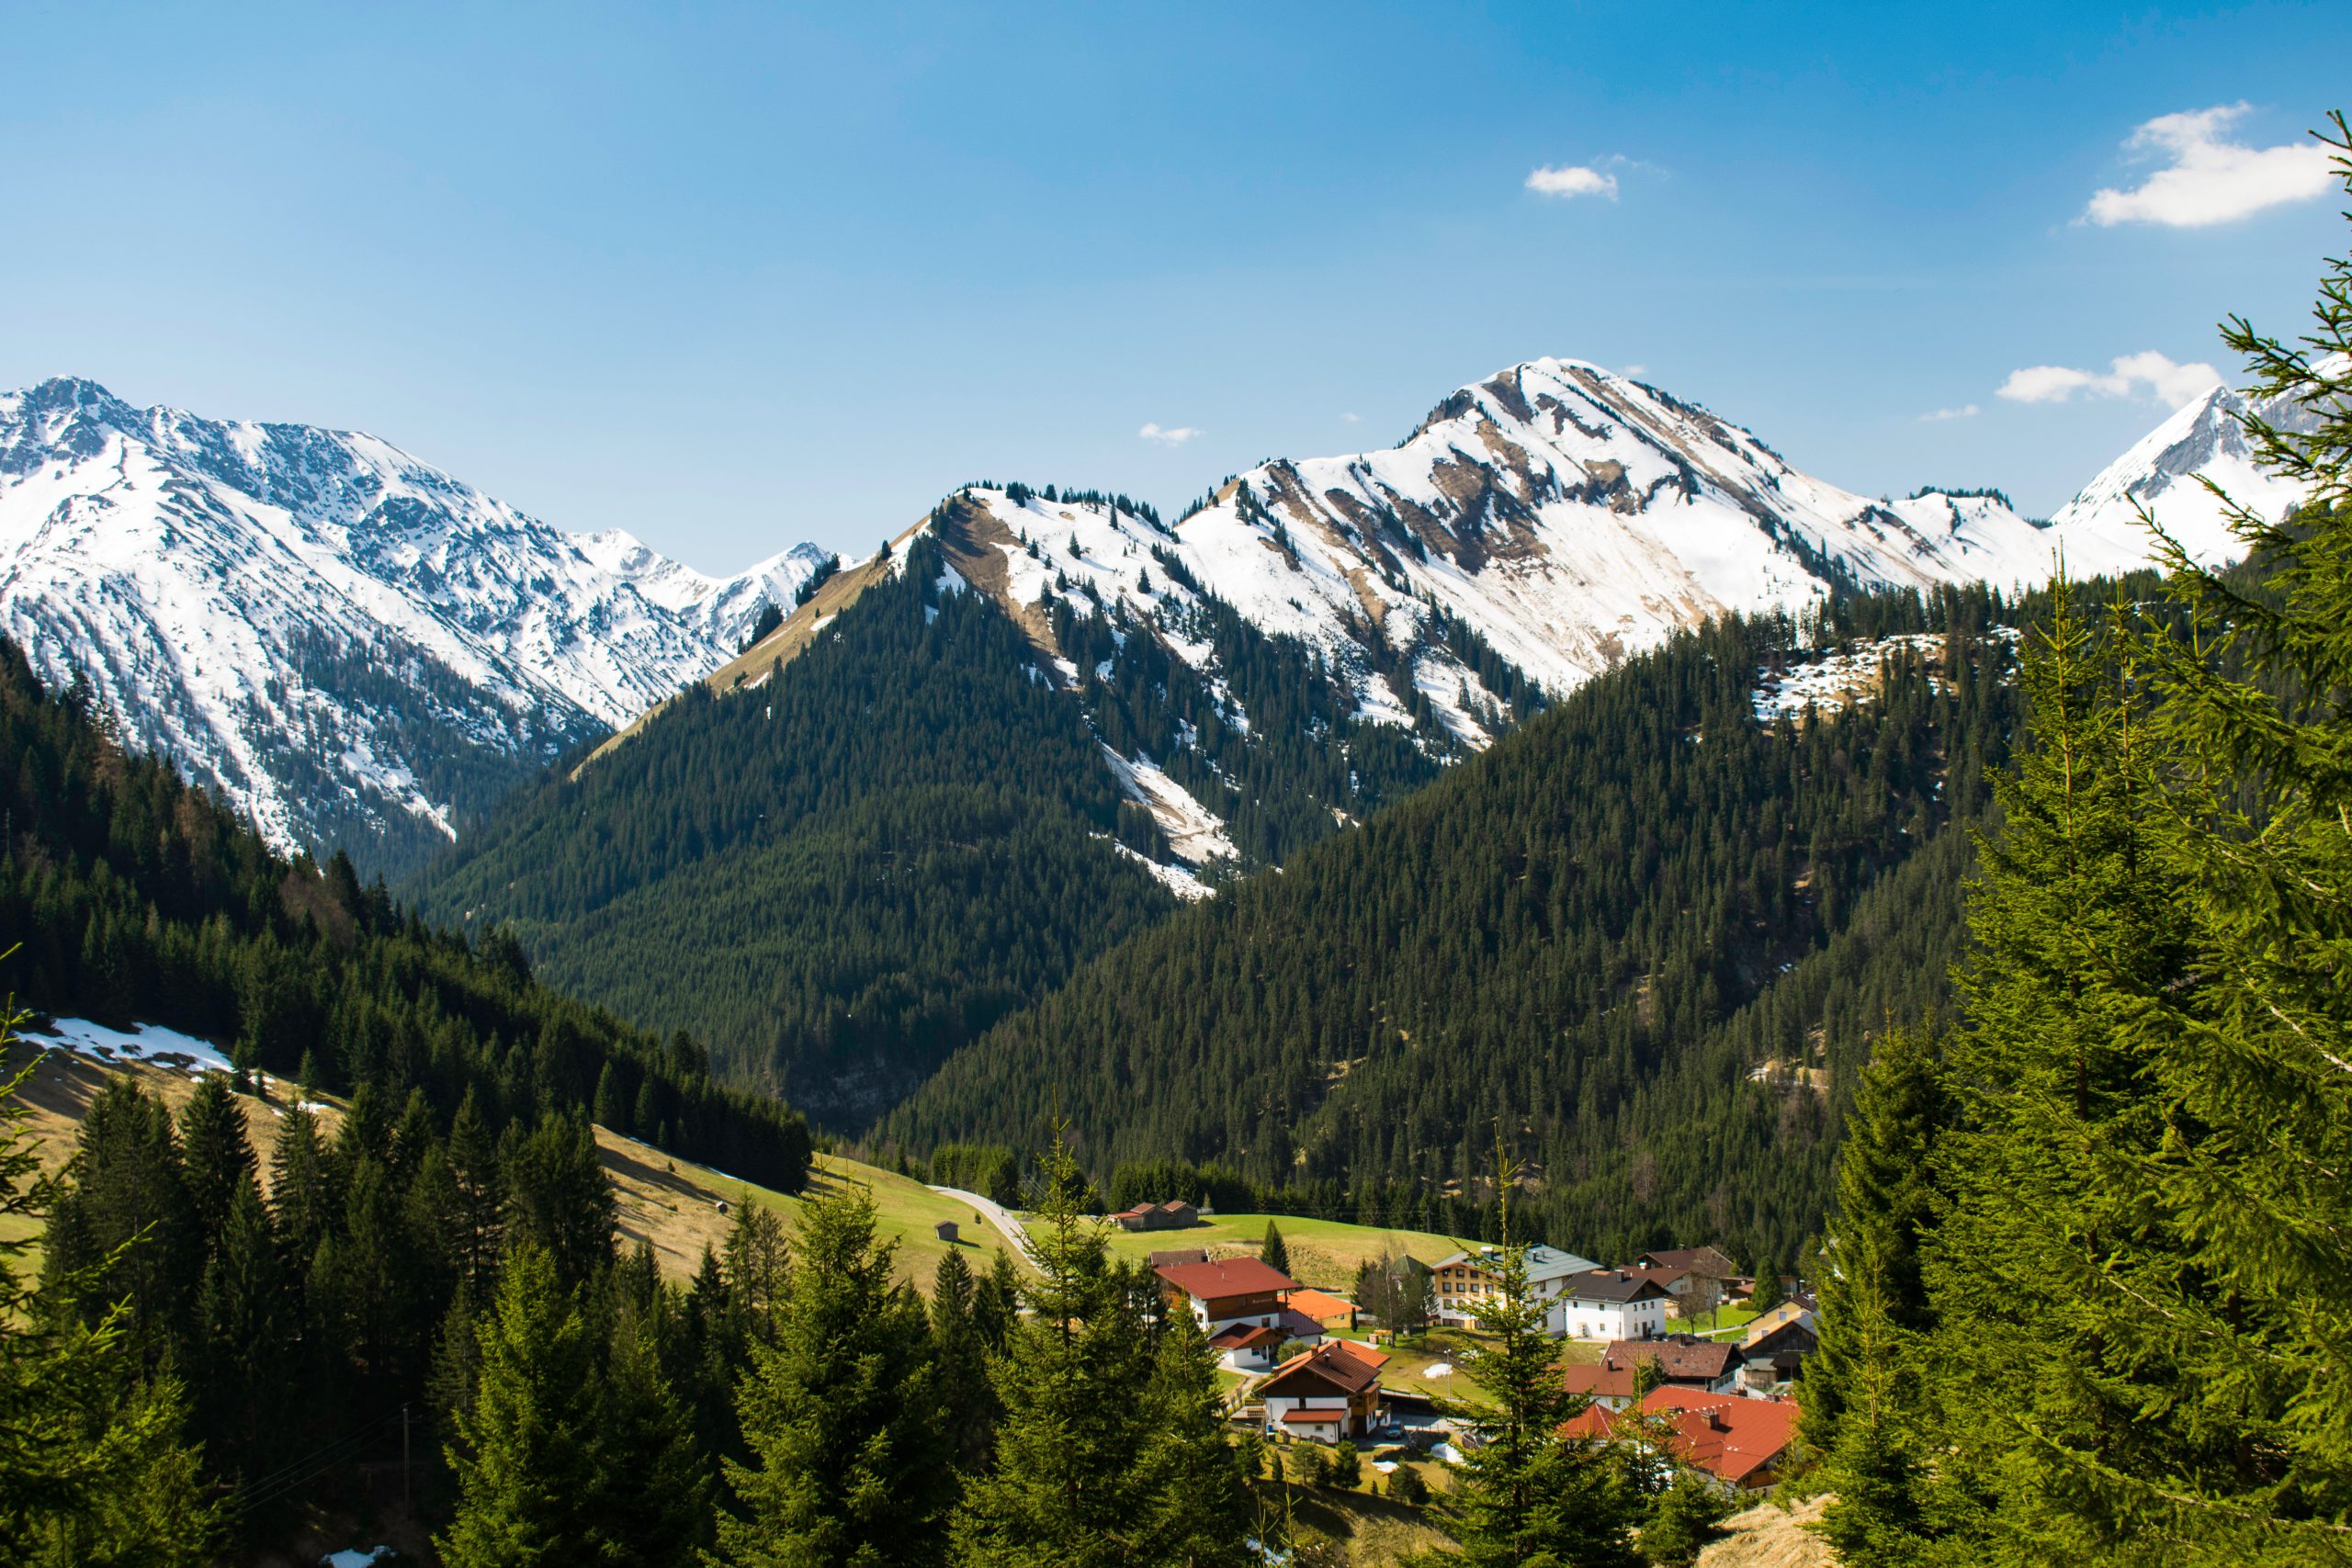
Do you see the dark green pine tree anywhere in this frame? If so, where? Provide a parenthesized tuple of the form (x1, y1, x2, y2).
(952, 1132, 1243, 1568)
(193, 1177, 292, 1480)
(931, 1247, 999, 1472)
(1125, 1308, 1252, 1566)
(40, 1079, 198, 1371)
(590, 1296, 705, 1568)
(716, 1188, 955, 1568)
(1259, 1220, 1290, 1278)
(971, 1247, 1021, 1355)
(1745, 1258, 1783, 1317)
(437, 1243, 605, 1568)
(503, 1113, 615, 1292)
(266, 1103, 334, 1270)
(1453, 1165, 1639, 1568)
(1920, 572, 2206, 1562)
(0, 1016, 221, 1566)
(1640, 1467, 1733, 1566)
(446, 1089, 503, 1296)
(176, 1072, 254, 1258)
(1799, 1025, 1951, 1564)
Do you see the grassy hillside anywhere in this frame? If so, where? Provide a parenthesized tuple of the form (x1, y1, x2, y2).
(601, 1134, 1029, 1292)
(1099, 1212, 1466, 1288)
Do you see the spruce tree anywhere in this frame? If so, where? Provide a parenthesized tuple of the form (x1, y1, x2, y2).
(266, 1104, 332, 1269)
(953, 1132, 1246, 1568)
(592, 1296, 705, 1568)
(1799, 1026, 1951, 1563)
(194, 1177, 291, 1479)
(1260, 1219, 1290, 1278)
(0, 1012, 221, 1566)
(1126, 1308, 1252, 1567)
(932, 1247, 999, 1472)
(438, 1243, 605, 1567)
(446, 1089, 503, 1295)
(1454, 1164, 1639, 1568)
(716, 1188, 954, 1568)
(176, 1072, 254, 1258)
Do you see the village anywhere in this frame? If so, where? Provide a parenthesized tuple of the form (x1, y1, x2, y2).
(1101, 1196, 1816, 1500)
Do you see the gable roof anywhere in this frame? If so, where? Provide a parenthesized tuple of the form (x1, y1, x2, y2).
(1430, 1244, 1600, 1283)
(1260, 1339, 1384, 1400)
(1563, 1388, 1798, 1485)
(1148, 1248, 1210, 1268)
(1742, 1302, 1816, 1346)
(1637, 1246, 1737, 1278)
(1286, 1287, 1355, 1319)
(1561, 1268, 1673, 1304)
(1561, 1337, 1736, 1402)
(1207, 1322, 1284, 1350)
(1155, 1257, 1299, 1301)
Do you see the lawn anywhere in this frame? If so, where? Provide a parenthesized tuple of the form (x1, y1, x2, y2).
(1684, 1303, 1762, 1339)
(597, 1134, 1029, 1293)
(1349, 1324, 1602, 1410)
(1098, 1211, 1469, 1291)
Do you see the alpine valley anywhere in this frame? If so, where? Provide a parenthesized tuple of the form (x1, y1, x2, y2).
(1, 358, 2315, 1132)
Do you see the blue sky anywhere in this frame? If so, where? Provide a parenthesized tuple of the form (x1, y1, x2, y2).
(3, 2, 2346, 568)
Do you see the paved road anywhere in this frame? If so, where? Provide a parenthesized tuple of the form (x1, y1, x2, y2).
(929, 1186, 1040, 1266)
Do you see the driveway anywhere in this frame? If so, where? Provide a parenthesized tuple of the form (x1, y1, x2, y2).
(929, 1186, 1040, 1266)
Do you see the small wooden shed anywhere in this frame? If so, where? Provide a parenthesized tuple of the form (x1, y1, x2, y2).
(934, 1220, 959, 1244)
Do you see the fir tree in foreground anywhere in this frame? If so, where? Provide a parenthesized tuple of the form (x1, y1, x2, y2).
(951, 1132, 1251, 1568)
(0, 1002, 220, 1567)
(1810, 111, 2352, 1567)
(1452, 1159, 1639, 1568)
(716, 1187, 955, 1567)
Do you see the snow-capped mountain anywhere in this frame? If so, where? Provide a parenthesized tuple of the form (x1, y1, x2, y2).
(2049, 364, 2337, 571)
(653, 357, 2086, 877)
(0, 377, 827, 869)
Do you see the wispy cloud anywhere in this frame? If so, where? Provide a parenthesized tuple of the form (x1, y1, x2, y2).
(2083, 103, 2334, 227)
(1996, 351, 2222, 408)
(1340, 412, 1361, 423)
(1138, 422, 1201, 447)
(1919, 404, 1980, 423)
(1526, 164, 1619, 200)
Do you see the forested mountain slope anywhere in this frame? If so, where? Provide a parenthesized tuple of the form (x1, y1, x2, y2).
(885, 581, 2143, 1268)
(0, 633, 811, 1188)
(413, 534, 1190, 1124)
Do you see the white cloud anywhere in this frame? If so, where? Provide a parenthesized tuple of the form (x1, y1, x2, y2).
(1526, 164, 1619, 200)
(1919, 404, 1980, 423)
(2084, 103, 2335, 227)
(1996, 351, 2222, 408)
(1138, 423, 1201, 446)
(1618, 364, 1648, 378)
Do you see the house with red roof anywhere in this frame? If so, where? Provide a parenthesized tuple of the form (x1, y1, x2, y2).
(1153, 1255, 1310, 1341)
(1258, 1339, 1390, 1443)
(1113, 1199, 1200, 1232)
(1562, 1386, 1799, 1493)
(1560, 1335, 1741, 1410)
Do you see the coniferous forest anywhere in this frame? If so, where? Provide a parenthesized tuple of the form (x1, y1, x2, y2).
(884, 578, 2067, 1269)
(1794, 127, 2352, 1565)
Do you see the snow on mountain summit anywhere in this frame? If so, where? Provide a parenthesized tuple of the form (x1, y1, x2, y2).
(1154, 355, 2063, 695)
(0, 377, 825, 867)
(2047, 362, 2338, 573)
